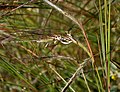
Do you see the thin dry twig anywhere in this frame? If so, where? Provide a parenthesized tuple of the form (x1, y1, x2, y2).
(50, 66, 76, 92)
(61, 59, 89, 92)
(61, 64, 83, 92)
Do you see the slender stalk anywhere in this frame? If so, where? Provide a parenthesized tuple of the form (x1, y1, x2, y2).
(104, 0, 108, 56)
(104, 0, 108, 73)
(99, 0, 106, 91)
(107, 0, 111, 91)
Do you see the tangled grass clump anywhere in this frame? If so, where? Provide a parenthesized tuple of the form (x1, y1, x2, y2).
(0, 0, 120, 92)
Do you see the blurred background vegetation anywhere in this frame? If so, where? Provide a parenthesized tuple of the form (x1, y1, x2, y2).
(0, 0, 120, 92)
